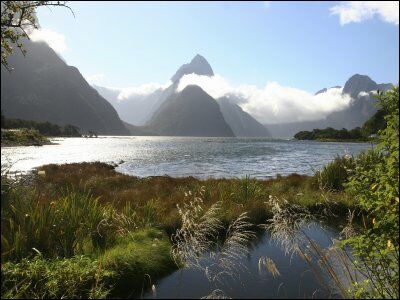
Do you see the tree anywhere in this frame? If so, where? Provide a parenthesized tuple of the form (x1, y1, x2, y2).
(1, 110, 5, 128)
(1, 1, 73, 70)
(345, 86, 399, 298)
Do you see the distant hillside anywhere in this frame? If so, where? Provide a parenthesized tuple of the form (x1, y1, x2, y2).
(293, 99, 389, 142)
(145, 85, 234, 137)
(217, 97, 270, 137)
(123, 121, 158, 136)
(266, 74, 393, 138)
(1, 40, 129, 135)
(94, 85, 165, 126)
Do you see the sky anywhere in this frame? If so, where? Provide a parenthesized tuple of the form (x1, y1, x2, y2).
(32, 1, 399, 124)
(34, 1, 399, 91)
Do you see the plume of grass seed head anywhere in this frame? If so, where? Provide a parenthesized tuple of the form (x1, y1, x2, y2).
(172, 187, 256, 297)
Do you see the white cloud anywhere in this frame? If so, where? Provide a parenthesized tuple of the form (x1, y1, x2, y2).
(330, 1, 399, 25)
(29, 27, 67, 54)
(117, 81, 172, 101)
(358, 91, 369, 97)
(358, 90, 378, 98)
(93, 81, 172, 102)
(177, 74, 352, 124)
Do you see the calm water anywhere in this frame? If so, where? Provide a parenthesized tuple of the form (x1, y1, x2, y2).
(142, 223, 343, 299)
(1, 136, 373, 178)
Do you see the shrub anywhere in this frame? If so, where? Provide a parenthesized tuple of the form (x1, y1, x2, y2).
(344, 86, 399, 298)
(314, 155, 356, 191)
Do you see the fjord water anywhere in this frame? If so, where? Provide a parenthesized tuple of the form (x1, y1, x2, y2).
(143, 223, 341, 299)
(2, 136, 372, 177)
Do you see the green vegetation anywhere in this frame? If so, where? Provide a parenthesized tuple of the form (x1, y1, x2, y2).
(294, 105, 388, 142)
(1, 256, 112, 299)
(276, 86, 399, 299)
(1, 113, 82, 147)
(343, 86, 399, 298)
(361, 108, 387, 136)
(1, 113, 81, 137)
(294, 126, 372, 142)
(29, 162, 355, 231)
(1, 177, 176, 298)
(1, 128, 51, 146)
(314, 155, 356, 191)
(1, 160, 354, 298)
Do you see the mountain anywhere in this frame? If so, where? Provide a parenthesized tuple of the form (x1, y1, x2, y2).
(1, 40, 129, 135)
(315, 86, 341, 95)
(93, 85, 164, 126)
(94, 54, 270, 137)
(170, 54, 214, 83)
(217, 97, 270, 137)
(123, 121, 157, 136)
(145, 54, 215, 124)
(143, 55, 270, 137)
(144, 85, 234, 137)
(342, 74, 378, 98)
(93, 54, 215, 126)
(266, 75, 393, 138)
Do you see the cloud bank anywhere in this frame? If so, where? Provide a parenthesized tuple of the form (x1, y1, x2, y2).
(177, 74, 352, 124)
(330, 1, 399, 25)
(29, 27, 67, 54)
(89, 79, 172, 103)
(116, 81, 172, 101)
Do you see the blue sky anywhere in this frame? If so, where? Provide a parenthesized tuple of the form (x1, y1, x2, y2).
(35, 1, 399, 93)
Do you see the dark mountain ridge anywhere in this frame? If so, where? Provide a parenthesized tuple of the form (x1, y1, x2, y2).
(1, 40, 129, 135)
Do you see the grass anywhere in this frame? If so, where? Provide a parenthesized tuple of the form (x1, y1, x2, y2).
(313, 155, 356, 192)
(100, 228, 176, 297)
(1, 168, 179, 298)
(32, 162, 355, 232)
(1, 161, 358, 298)
(1, 255, 112, 299)
(1, 226, 176, 299)
(1, 129, 51, 147)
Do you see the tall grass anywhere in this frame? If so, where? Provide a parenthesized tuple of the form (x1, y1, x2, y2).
(264, 193, 398, 299)
(1, 167, 179, 298)
(1, 186, 107, 260)
(172, 187, 255, 298)
(314, 155, 355, 192)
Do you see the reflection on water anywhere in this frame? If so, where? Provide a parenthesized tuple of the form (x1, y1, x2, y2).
(1, 136, 372, 178)
(143, 223, 341, 299)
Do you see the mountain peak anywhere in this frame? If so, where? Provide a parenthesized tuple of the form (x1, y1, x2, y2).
(171, 54, 214, 83)
(343, 74, 378, 98)
(191, 54, 208, 63)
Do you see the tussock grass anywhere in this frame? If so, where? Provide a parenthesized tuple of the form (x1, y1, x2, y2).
(172, 189, 255, 298)
(100, 228, 176, 297)
(1, 255, 113, 299)
(32, 162, 355, 232)
(313, 155, 355, 192)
